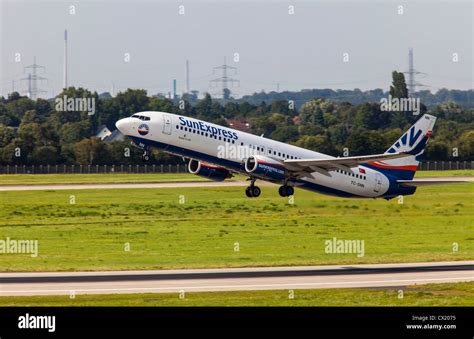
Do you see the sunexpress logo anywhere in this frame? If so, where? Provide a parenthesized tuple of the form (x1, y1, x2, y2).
(179, 116, 238, 140)
(387, 126, 422, 153)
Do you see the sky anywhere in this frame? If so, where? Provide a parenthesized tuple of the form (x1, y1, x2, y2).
(0, 0, 472, 99)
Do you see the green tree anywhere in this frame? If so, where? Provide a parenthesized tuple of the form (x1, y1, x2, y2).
(295, 135, 336, 155)
(271, 125, 299, 143)
(458, 130, 474, 160)
(31, 146, 60, 165)
(389, 71, 408, 99)
(300, 99, 326, 126)
(74, 138, 110, 165)
(0, 124, 15, 147)
(195, 93, 213, 117)
(425, 141, 449, 160)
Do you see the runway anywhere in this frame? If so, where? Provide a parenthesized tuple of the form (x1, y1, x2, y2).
(1, 261, 473, 296)
(0, 180, 249, 191)
(0, 176, 471, 191)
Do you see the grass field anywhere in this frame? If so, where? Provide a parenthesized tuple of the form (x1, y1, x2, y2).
(0, 173, 208, 185)
(0, 282, 472, 306)
(414, 170, 474, 177)
(0, 173, 472, 272)
(0, 169, 472, 186)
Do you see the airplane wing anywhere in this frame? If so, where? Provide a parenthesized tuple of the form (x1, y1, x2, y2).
(397, 179, 472, 187)
(283, 152, 410, 175)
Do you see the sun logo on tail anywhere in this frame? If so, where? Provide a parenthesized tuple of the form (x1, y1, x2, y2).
(387, 126, 423, 153)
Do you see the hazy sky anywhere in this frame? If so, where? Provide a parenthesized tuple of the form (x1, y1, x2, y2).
(1, 0, 472, 99)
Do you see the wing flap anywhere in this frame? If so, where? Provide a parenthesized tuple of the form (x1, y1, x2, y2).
(284, 152, 409, 172)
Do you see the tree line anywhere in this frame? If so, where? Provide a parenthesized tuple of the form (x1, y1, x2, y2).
(0, 73, 472, 166)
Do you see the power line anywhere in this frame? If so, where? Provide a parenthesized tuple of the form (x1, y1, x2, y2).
(210, 56, 240, 100)
(21, 56, 48, 100)
(404, 48, 428, 97)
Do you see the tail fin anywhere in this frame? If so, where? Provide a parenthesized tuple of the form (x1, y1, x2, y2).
(368, 114, 436, 180)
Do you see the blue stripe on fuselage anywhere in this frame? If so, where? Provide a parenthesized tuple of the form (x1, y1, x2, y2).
(362, 163, 415, 180)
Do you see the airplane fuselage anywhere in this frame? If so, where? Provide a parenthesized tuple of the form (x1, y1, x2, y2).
(116, 111, 415, 199)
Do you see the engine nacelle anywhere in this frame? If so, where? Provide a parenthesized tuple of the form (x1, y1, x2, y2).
(188, 159, 231, 181)
(244, 155, 286, 181)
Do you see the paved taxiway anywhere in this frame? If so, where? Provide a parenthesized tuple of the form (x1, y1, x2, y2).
(0, 181, 249, 191)
(1, 261, 472, 296)
(0, 176, 472, 191)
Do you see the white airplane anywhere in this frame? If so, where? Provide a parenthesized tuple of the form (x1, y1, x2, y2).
(116, 112, 460, 199)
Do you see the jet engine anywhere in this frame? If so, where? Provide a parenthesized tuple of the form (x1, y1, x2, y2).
(188, 159, 232, 181)
(244, 155, 286, 181)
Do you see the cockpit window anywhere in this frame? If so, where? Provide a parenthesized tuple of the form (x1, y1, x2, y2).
(131, 115, 150, 121)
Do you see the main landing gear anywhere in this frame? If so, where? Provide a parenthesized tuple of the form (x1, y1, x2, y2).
(245, 177, 261, 198)
(278, 185, 294, 197)
(244, 178, 295, 198)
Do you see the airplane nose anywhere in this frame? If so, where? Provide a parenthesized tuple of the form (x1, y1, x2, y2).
(115, 118, 129, 134)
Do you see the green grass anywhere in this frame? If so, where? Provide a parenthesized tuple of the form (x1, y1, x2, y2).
(0, 282, 472, 306)
(0, 180, 472, 272)
(0, 173, 210, 185)
(415, 170, 474, 177)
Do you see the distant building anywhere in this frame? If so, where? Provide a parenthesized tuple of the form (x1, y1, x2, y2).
(225, 118, 251, 132)
(95, 125, 124, 142)
(104, 129, 124, 142)
(95, 125, 112, 140)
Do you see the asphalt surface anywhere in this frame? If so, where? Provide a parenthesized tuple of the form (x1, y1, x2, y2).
(0, 180, 249, 191)
(0, 176, 472, 191)
(0, 261, 472, 296)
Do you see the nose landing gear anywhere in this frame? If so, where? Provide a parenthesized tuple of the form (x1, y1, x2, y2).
(141, 150, 150, 162)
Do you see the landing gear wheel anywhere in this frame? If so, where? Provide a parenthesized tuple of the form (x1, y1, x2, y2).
(245, 185, 261, 198)
(245, 177, 261, 198)
(279, 185, 294, 197)
(251, 186, 261, 198)
(245, 187, 253, 197)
